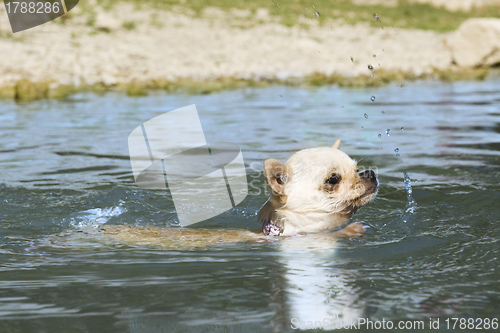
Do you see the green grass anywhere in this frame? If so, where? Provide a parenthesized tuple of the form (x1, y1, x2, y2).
(1, 67, 490, 102)
(91, 0, 500, 32)
(122, 21, 136, 30)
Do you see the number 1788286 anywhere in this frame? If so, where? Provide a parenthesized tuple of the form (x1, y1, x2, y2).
(5, 1, 61, 14)
(445, 318, 498, 330)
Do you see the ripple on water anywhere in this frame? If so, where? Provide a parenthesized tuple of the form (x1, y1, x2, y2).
(0, 80, 499, 329)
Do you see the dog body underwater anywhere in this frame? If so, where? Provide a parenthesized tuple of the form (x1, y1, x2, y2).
(102, 139, 378, 248)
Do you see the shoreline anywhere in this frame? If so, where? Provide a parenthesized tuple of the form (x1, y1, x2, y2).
(0, 3, 496, 101)
(1, 67, 491, 101)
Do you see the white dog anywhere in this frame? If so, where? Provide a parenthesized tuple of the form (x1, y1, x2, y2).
(102, 139, 378, 247)
(259, 138, 378, 236)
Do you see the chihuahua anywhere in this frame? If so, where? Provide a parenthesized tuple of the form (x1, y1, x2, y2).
(259, 138, 378, 237)
(101, 139, 377, 247)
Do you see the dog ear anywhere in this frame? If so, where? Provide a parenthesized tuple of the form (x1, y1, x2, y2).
(264, 159, 292, 196)
(332, 138, 341, 149)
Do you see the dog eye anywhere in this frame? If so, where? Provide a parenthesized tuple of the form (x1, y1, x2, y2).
(326, 174, 341, 185)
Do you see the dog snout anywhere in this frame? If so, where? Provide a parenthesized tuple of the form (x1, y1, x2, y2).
(359, 170, 376, 180)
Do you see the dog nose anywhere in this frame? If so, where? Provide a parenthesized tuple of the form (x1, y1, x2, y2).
(359, 170, 376, 179)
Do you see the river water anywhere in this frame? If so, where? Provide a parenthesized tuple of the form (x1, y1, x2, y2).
(0, 78, 499, 332)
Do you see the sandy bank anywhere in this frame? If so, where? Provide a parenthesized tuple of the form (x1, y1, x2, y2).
(0, 3, 487, 99)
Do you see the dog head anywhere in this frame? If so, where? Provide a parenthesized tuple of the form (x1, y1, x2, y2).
(258, 139, 378, 235)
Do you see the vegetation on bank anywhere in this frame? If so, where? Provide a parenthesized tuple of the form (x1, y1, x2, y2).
(92, 0, 500, 32)
(1, 67, 490, 102)
(1, 1, 498, 101)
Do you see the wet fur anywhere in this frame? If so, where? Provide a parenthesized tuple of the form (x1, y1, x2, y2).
(258, 139, 378, 235)
(103, 139, 377, 248)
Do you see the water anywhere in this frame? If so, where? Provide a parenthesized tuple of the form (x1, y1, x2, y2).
(1, 78, 500, 332)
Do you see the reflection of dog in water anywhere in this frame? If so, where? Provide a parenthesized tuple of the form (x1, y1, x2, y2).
(103, 139, 378, 248)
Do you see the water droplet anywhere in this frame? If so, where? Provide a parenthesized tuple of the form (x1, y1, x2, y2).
(378, 133, 382, 138)
(394, 148, 399, 153)
(373, 13, 381, 22)
(401, 126, 405, 131)
(404, 172, 412, 194)
(279, 94, 283, 98)
(368, 64, 374, 70)
(396, 153, 400, 157)
(350, 56, 354, 62)
(403, 172, 417, 216)
(364, 113, 368, 119)
(361, 126, 364, 130)
(403, 172, 417, 214)
(313, 11, 320, 18)
(386, 129, 391, 136)
(381, 110, 385, 114)
(373, 54, 376, 58)
(370, 95, 376, 102)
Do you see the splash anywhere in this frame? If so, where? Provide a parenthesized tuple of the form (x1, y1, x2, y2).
(402, 172, 417, 222)
(69, 201, 127, 230)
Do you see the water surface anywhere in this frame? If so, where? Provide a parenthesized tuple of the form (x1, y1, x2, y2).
(0, 79, 499, 332)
